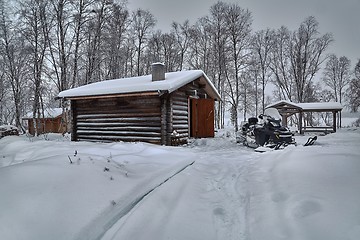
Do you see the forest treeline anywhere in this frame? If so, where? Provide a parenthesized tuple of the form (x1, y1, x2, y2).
(1, 0, 359, 131)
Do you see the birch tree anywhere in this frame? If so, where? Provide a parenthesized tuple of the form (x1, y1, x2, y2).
(171, 20, 191, 71)
(323, 54, 351, 103)
(188, 17, 212, 73)
(19, 0, 50, 135)
(103, 2, 129, 79)
(348, 59, 360, 112)
(270, 17, 332, 102)
(290, 16, 333, 102)
(223, 3, 252, 130)
(0, 0, 28, 129)
(207, 2, 229, 128)
(252, 29, 274, 114)
(269, 26, 295, 100)
(131, 9, 156, 76)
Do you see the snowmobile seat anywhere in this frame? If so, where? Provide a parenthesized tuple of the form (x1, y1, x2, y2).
(248, 117, 258, 126)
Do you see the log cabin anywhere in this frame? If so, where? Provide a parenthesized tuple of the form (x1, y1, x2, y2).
(57, 63, 221, 145)
(23, 108, 67, 135)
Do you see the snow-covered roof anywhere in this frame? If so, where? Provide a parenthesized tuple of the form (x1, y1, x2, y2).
(23, 108, 63, 119)
(266, 100, 343, 111)
(297, 102, 343, 111)
(58, 70, 221, 100)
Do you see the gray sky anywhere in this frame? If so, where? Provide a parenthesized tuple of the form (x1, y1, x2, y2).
(128, 0, 359, 67)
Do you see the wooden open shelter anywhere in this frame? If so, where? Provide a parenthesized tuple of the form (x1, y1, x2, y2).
(57, 63, 221, 145)
(266, 100, 343, 134)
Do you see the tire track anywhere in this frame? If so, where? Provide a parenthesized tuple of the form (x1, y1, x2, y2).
(75, 160, 194, 240)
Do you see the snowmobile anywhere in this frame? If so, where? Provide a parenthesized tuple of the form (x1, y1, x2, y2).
(236, 108, 317, 152)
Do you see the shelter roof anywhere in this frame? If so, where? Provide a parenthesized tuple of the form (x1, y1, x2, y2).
(266, 100, 343, 112)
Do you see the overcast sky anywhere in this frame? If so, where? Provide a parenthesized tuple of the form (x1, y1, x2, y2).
(128, 0, 359, 67)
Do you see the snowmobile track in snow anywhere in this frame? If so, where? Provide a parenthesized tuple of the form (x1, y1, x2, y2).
(76, 160, 195, 240)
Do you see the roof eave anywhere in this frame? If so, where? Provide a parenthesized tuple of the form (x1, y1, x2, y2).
(60, 91, 161, 100)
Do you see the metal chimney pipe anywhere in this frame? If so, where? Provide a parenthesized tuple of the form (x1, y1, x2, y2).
(152, 62, 165, 81)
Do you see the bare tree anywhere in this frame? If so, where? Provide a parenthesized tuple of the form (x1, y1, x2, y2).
(69, 0, 94, 87)
(252, 28, 274, 114)
(207, 2, 229, 129)
(290, 16, 333, 102)
(270, 17, 332, 103)
(188, 17, 212, 73)
(348, 59, 360, 112)
(269, 26, 295, 100)
(323, 54, 351, 103)
(0, 0, 27, 129)
(171, 20, 191, 71)
(148, 31, 180, 72)
(131, 9, 156, 76)
(103, 2, 129, 79)
(19, 0, 51, 135)
(223, 3, 252, 130)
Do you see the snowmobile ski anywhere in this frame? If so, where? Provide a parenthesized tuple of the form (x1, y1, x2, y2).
(304, 136, 317, 146)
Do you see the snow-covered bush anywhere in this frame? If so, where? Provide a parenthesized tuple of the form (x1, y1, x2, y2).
(0, 125, 19, 138)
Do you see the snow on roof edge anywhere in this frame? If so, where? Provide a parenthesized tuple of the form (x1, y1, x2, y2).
(266, 100, 343, 111)
(23, 108, 63, 119)
(58, 70, 221, 100)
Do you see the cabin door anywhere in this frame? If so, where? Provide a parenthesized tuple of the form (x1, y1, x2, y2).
(190, 98, 215, 138)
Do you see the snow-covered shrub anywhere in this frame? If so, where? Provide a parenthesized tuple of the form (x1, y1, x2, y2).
(352, 118, 360, 127)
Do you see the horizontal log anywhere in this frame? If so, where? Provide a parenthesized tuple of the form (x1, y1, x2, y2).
(67, 91, 159, 100)
(77, 130, 161, 137)
(77, 113, 161, 119)
(172, 104, 188, 111)
(76, 107, 161, 115)
(172, 115, 188, 121)
(173, 109, 188, 116)
(172, 119, 188, 125)
(173, 124, 189, 129)
(77, 121, 161, 127)
(172, 100, 188, 106)
(76, 95, 160, 105)
(77, 135, 161, 142)
(77, 126, 161, 132)
(76, 100, 161, 108)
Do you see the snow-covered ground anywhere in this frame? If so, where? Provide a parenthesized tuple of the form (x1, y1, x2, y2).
(1, 128, 360, 240)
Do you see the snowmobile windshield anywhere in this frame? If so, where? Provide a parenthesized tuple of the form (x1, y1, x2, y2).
(264, 108, 282, 121)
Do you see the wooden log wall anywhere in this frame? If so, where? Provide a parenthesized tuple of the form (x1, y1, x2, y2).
(69, 77, 214, 146)
(72, 96, 162, 144)
(168, 79, 208, 145)
(170, 90, 189, 145)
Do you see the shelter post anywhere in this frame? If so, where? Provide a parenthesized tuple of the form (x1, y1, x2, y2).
(299, 111, 303, 134)
(333, 111, 337, 133)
